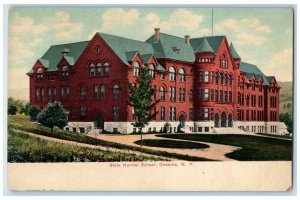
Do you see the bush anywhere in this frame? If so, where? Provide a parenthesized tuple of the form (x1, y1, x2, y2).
(8, 104, 17, 115)
(28, 105, 41, 121)
(163, 122, 171, 133)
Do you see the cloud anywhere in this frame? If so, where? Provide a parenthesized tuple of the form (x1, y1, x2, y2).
(263, 48, 293, 81)
(8, 67, 30, 101)
(9, 13, 48, 35)
(215, 18, 271, 46)
(8, 36, 36, 65)
(51, 12, 84, 41)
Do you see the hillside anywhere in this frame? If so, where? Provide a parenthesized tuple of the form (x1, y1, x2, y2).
(278, 81, 293, 116)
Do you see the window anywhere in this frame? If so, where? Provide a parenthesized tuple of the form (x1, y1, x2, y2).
(149, 64, 155, 78)
(133, 62, 140, 77)
(160, 86, 166, 101)
(199, 88, 202, 101)
(215, 90, 218, 102)
(66, 87, 70, 99)
(113, 84, 119, 99)
(199, 71, 203, 82)
(204, 71, 209, 82)
(161, 74, 165, 80)
(215, 72, 219, 83)
(225, 73, 229, 85)
(204, 108, 209, 120)
(161, 107, 165, 121)
(80, 85, 86, 100)
(189, 89, 193, 102)
(41, 88, 44, 102)
(89, 63, 95, 76)
(204, 89, 209, 101)
(220, 90, 223, 102)
(211, 89, 214, 101)
(229, 91, 232, 102)
(198, 108, 202, 120)
(48, 88, 52, 101)
(152, 85, 157, 100)
(169, 67, 175, 81)
(179, 88, 185, 102)
(229, 74, 232, 85)
(189, 108, 194, 120)
(62, 66, 69, 79)
(113, 106, 119, 121)
(225, 91, 228, 102)
(104, 62, 109, 76)
(211, 72, 214, 83)
(99, 85, 105, 99)
(53, 87, 56, 100)
(36, 68, 43, 80)
(220, 72, 224, 84)
(179, 68, 185, 82)
(94, 85, 99, 99)
(96, 63, 102, 76)
(80, 107, 86, 117)
(169, 107, 176, 121)
(169, 87, 176, 102)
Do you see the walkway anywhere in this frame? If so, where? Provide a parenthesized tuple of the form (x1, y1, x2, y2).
(87, 133, 241, 161)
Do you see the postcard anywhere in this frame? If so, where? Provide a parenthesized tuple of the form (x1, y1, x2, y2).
(6, 6, 293, 191)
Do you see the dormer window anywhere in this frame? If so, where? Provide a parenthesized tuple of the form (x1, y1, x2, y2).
(61, 66, 69, 80)
(149, 64, 155, 78)
(169, 66, 176, 81)
(104, 62, 110, 76)
(179, 68, 185, 82)
(172, 46, 180, 54)
(133, 62, 140, 77)
(36, 68, 43, 81)
(96, 63, 102, 76)
(89, 63, 95, 77)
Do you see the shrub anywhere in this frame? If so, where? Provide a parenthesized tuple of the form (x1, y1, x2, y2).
(28, 105, 41, 121)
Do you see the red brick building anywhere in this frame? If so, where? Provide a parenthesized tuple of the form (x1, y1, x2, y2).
(27, 28, 287, 134)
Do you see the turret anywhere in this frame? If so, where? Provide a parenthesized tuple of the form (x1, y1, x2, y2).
(196, 37, 215, 63)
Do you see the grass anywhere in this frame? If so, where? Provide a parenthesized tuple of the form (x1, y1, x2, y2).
(256, 133, 292, 139)
(8, 115, 214, 161)
(157, 134, 292, 161)
(134, 139, 210, 149)
(8, 128, 163, 162)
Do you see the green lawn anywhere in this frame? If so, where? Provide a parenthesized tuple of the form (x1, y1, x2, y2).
(157, 134, 292, 161)
(256, 133, 292, 139)
(8, 128, 162, 162)
(8, 115, 214, 161)
(134, 139, 210, 149)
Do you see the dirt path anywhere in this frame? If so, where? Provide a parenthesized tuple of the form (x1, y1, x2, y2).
(88, 133, 241, 161)
(13, 129, 174, 161)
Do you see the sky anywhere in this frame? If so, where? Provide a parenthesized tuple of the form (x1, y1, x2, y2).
(7, 7, 293, 101)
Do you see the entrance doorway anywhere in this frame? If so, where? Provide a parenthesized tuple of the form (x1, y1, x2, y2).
(214, 113, 219, 127)
(94, 115, 104, 129)
(221, 112, 227, 127)
(179, 114, 186, 128)
(228, 113, 233, 127)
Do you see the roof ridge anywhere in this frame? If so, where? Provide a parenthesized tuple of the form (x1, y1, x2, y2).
(159, 32, 185, 40)
(98, 32, 147, 44)
(50, 40, 89, 47)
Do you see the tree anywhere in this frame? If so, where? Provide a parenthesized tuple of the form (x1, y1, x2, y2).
(37, 102, 68, 133)
(28, 105, 41, 121)
(279, 113, 293, 133)
(8, 104, 17, 115)
(128, 67, 159, 148)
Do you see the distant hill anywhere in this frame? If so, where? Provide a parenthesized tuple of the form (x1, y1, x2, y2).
(278, 81, 293, 116)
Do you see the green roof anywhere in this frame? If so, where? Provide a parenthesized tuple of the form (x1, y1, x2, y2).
(229, 43, 241, 59)
(190, 36, 225, 54)
(196, 37, 214, 53)
(240, 62, 269, 85)
(145, 33, 195, 63)
(125, 51, 138, 61)
(39, 41, 89, 72)
(141, 54, 153, 64)
(99, 32, 154, 65)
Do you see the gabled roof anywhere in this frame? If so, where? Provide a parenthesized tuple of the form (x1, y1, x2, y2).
(240, 62, 269, 85)
(99, 32, 154, 65)
(38, 59, 49, 68)
(229, 43, 241, 59)
(38, 41, 89, 72)
(125, 51, 138, 61)
(145, 33, 195, 63)
(140, 54, 153, 64)
(195, 37, 214, 53)
(190, 35, 225, 54)
(156, 63, 166, 72)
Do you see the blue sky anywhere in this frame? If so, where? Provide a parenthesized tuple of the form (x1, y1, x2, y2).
(8, 7, 293, 101)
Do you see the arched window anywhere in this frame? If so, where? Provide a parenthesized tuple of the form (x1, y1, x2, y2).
(148, 64, 155, 78)
(113, 84, 119, 99)
(96, 63, 102, 76)
(204, 71, 209, 82)
(225, 73, 229, 85)
(36, 68, 43, 80)
(220, 72, 224, 84)
(89, 63, 95, 77)
(215, 72, 219, 84)
(179, 68, 185, 82)
(80, 85, 86, 100)
(169, 67, 175, 81)
(62, 66, 69, 79)
(133, 62, 140, 77)
(160, 86, 166, 101)
(104, 62, 109, 76)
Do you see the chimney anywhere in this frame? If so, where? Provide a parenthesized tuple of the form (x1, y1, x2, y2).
(60, 48, 70, 57)
(184, 35, 190, 45)
(154, 28, 160, 43)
